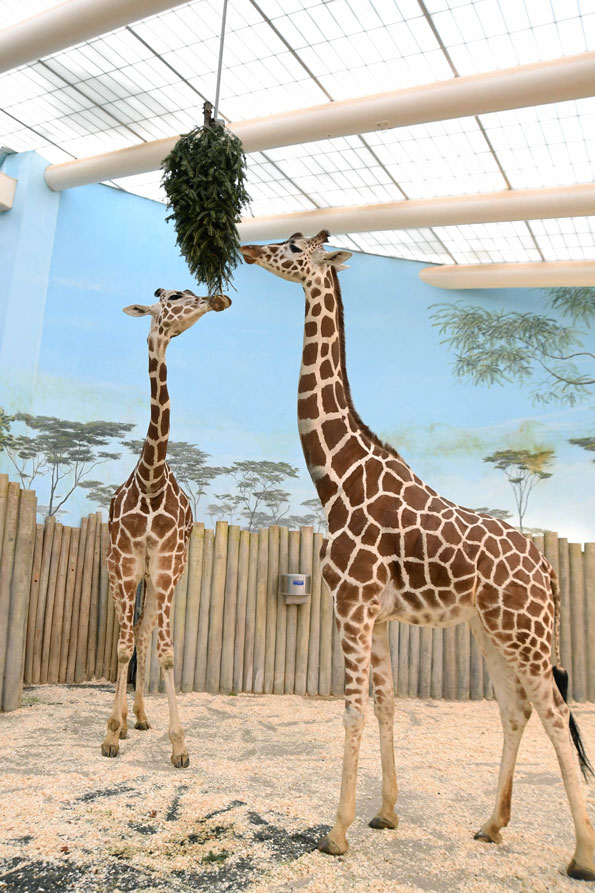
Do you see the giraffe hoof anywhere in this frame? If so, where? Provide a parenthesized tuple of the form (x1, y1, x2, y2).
(474, 829, 501, 845)
(135, 721, 150, 731)
(119, 729, 128, 739)
(101, 743, 119, 758)
(171, 753, 189, 769)
(369, 814, 398, 830)
(317, 835, 348, 856)
(567, 860, 595, 881)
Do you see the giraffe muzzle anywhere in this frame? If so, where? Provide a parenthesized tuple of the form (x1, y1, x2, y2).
(240, 244, 262, 264)
(209, 294, 232, 312)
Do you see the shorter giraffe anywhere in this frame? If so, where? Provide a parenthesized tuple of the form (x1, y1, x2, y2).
(101, 288, 230, 767)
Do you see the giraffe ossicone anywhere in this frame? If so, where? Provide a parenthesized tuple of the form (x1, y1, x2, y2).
(101, 288, 230, 767)
(240, 232, 595, 882)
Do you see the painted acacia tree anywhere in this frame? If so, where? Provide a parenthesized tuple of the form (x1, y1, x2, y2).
(211, 460, 300, 531)
(0, 412, 134, 517)
(483, 448, 555, 533)
(431, 286, 595, 405)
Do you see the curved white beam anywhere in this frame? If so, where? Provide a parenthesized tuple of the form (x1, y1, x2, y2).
(236, 184, 595, 242)
(44, 51, 595, 191)
(0, 0, 188, 75)
(419, 262, 595, 289)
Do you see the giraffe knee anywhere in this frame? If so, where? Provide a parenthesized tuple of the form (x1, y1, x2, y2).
(117, 646, 134, 663)
(158, 651, 174, 670)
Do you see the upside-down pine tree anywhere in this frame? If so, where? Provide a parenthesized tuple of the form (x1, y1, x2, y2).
(161, 102, 250, 296)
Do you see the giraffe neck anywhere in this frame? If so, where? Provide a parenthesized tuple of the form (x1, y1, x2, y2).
(135, 333, 171, 495)
(298, 267, 368, 505)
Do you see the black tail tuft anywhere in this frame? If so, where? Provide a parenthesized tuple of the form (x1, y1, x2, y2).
(553, 665, 595, 783)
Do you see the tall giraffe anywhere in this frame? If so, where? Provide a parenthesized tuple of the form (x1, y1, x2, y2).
(240, 231, 595, 881)
(101, 288, 231, 767)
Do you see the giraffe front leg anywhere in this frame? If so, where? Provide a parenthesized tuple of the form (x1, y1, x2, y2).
(318, 601, 375, 856)
(369, 621, 398, 832)
(157, 601, 189, 768)
(101, 582, 136, 757)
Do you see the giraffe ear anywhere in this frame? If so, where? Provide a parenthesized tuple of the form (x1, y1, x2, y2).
(123, 304, 152, 317)
(326, 250, 352, 268)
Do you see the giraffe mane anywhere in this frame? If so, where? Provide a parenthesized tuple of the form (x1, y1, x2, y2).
(331, 268, 404, 463)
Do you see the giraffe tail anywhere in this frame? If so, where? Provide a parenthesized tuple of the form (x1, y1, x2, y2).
(549, 566, 595, 782)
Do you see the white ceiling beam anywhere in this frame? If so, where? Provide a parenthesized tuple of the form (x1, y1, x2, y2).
(0, 172, 17, 212)
(0, 0, 189, 75)
(236, 183, 595, 242)
(419, 262, 595, 288)
(44, 51, 595, 191)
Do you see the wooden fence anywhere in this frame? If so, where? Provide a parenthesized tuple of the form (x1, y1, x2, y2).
(1, 473, 594, 711)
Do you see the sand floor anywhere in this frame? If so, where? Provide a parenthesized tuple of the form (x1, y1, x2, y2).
(1, 684, 595, 892)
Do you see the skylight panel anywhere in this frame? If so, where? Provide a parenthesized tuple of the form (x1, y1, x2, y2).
(478, 98, 595, 188)
(430, 0, 591, 74)
(530, 217, 595, 260)
(432, 221, 543, 263)
(343, 228, 454, 264)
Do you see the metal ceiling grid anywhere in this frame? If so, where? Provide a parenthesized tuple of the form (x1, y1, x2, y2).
(0, 0, 594, 265)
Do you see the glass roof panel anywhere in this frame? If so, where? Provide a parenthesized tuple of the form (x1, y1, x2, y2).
(1, 0, 594, 265)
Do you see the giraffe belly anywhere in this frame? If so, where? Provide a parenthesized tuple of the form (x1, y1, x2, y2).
(378, 580, 477, 628)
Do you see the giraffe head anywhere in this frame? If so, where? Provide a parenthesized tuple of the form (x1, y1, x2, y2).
(240, 231, 352, 283)
(123, 289, 231, 340)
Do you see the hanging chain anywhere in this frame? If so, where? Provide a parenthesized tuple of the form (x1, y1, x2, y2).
(213, 0, 230, 123)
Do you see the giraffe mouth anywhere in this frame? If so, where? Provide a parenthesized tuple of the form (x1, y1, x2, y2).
(240, 245, 261, 264)
(209, 295, 232, 312)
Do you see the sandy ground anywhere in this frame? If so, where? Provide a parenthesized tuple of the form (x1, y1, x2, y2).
(1, 685, 595, 892)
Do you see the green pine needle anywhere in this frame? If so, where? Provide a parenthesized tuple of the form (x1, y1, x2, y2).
(161, 121, 250, 295)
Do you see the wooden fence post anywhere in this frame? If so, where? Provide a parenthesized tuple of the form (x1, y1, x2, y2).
(46, 526, 71, 684)
(585, 543, 595, 702)
(273, 526, 289, 694)
(85, 513, 102, 679)
(263, 525, 280, 695)
(40, 522, 64, 684)
(60, 527, 80, 683)
(242, 532, 258, 692)
(24, 524, 43, 684)
(570, 542, 587, 702)
(206, 521, 228, 693)
(233, 529, 251, 693)
(430, 627, 443, 699)
(181, 524, 204, 693)
(194, 527, 214, 691)
(318, 575, 333, 698)
(31, 515, 56, 684)
(294, 526, 313, 696)
(284, 530, 300, 694)
(252, 527, 269, 694)
(220, 524, 241, 693)
(558, 537, 573, 698)
(94, 524, 110, 680)
(2, 489, 37, 711)
(0, 484, 21, 689)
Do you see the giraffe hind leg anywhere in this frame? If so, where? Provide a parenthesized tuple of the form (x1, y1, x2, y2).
(519, 666, 595, 880)
(468, 615, 532, 845)
(133, 579, 157, 731)
(101, 578, 138, 757)
(368, 620, 398, 831)
(156, 584, 189, 769)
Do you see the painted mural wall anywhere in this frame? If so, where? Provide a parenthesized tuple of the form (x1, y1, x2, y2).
(1, 151, 593, 541)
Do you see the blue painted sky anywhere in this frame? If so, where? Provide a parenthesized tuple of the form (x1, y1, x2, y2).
(1, 172, 593, 541)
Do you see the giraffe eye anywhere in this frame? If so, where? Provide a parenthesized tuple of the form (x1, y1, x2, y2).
(289, 244, 302, 254)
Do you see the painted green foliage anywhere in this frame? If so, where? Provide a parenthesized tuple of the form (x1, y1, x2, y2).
(431, 286, 595, 405)
(161, 114, 250, 296)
